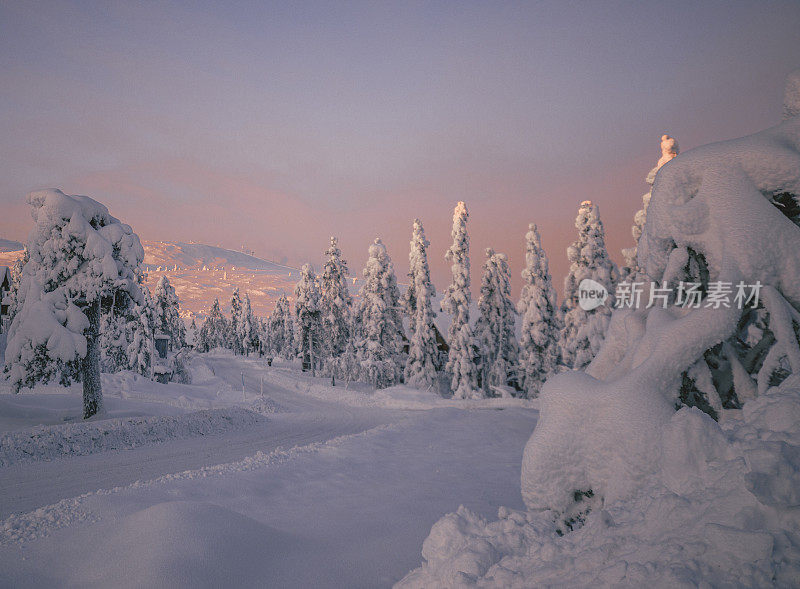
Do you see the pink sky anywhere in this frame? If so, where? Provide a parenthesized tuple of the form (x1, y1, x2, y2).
(2, 1, 799, 297)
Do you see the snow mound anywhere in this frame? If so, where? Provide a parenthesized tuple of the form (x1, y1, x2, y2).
(520, 369, 672, 513)
(398, 381, 800, 587)
(0, 407, 269, 466)
(55, 501, 301, 588)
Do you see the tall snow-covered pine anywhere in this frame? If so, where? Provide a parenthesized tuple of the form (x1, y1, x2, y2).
(237, 292, 257, 355)
(403, 219, 439, 389)
(441, 202, 479, 399)
(294, 264, 323, 370)
(517, 224, 561, 397)
(197, 298, 228, 352)
(475, 249, 519, 396)
(154, 275, 186, 351)
(560, 201, 617, 370)
(319, 237, 352, 365)
(354, 238, 405, 388)
(228, 288, 243, 354)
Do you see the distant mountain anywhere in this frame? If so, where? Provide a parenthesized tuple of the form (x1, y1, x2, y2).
(0, 239, 438, 329)
(143, 241, 295, 274)
(0, 237, 300, 318)
(0, 239, 23, 252)
(141, 241, 299, 319)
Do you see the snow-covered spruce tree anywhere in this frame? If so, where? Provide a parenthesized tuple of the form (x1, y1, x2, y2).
(294, 264, 323, 371)
(154, 275, 186, 351)
(258, 316, 269, 356)
(621, 135, 679, 278)
(519, 70, 800, 518)
(237, 292, 257, 356)
(268, 293, 296, 359)
(354, 238, 406, 388)
(523, 71, 800, 508)
(283, 296, 296, 359)
(4, 249, 28, 328)
(127, 286, 156, 378)
(187, 317, 198, 349)
(441, 201, 479, 398)
(474, 249, 519, 396)
(228, 288, 243, 354)
(4, 189, 147, 418)
(403, 219, 439, 389)
(267, 295, 288, 357)
(99, 300, 130, 373)
(559, 201, 617, 370)
(197, 298, 228, 352)
(319, 237, 352, 371)
(517, 224, 561, 397)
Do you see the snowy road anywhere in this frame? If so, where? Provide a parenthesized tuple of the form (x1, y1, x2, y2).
(0, 354, 538, 588)
(0, 357, 397, 517)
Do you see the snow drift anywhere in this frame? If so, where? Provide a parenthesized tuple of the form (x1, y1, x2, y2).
(0, 406, 272, 467)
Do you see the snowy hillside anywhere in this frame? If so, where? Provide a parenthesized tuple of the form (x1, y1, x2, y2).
(141, 241, 300, 319)
(143, 241, 295, 274)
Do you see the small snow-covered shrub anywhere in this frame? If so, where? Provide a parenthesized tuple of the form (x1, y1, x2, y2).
(170, 349, 192, 385)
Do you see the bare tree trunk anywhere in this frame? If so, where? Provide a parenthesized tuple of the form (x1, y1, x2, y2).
(82, 299, 102, 419)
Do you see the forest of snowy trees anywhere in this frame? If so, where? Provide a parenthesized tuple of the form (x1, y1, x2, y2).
(0, 139, 665, 408)
(187, 187, 634, 398)
(6, 127, 786, 423)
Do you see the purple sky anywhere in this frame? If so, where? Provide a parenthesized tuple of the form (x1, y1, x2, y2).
(2, 1, 800, 296)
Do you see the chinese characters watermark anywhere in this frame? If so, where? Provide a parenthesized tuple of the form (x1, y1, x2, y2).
(615, 280, 762, 310)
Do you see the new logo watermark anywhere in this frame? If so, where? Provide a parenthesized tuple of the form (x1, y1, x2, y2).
(578, 278, 609, 311)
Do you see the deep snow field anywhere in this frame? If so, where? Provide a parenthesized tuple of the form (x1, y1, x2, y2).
(0, 350, 537, 588)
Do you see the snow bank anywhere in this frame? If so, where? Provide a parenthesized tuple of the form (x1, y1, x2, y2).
(0, 405, 273, 467)
(398, 380, 800, 587)
(262, 367, 535, 411)
(373, 385, 534, 410)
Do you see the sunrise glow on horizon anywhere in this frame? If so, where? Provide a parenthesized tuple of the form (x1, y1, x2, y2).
(2, 1, 800, 294)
